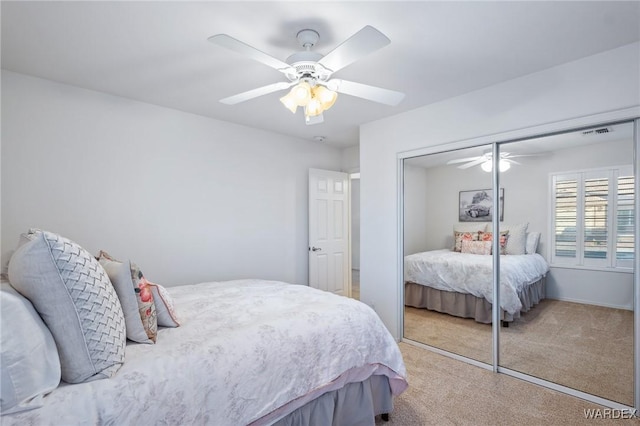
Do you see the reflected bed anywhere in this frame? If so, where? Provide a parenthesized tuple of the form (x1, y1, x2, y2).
(404, 249, 549, 324)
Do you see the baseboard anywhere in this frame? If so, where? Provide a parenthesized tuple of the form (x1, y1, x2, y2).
(547, 296, 632, 311)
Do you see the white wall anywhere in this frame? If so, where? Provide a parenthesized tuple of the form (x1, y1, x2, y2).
(360, 42, 640, 338)
(402, 164, 431, 255)
(342, 145, 360, 172)
(1, 71, 343, 286)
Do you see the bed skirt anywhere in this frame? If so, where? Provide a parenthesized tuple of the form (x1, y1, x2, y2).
(404, 277, 546, 324)
(271, 375, 393, 425)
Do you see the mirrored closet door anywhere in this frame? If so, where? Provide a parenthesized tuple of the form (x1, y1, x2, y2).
(401, 118, 638, 409)
(498, 122, 635, 406)
(403, 145, 494, 364)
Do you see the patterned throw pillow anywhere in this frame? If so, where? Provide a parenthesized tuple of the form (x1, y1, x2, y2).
(8, 230, 126, 383)
(149, 283, 180, 327)
(98, 251, 158, 343)
(453, 231, 480, 252)
(461, 240, 492, 255)
(478, 230, 510, 255)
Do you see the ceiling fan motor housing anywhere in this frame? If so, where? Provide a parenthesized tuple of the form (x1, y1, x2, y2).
(284, 55, 331, 83)
(284, 29, 332, 84)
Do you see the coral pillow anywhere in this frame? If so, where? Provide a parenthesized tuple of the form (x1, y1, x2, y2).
(453, 231, 480, 252)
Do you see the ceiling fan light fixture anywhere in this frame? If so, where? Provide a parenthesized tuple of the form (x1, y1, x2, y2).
(313, 85, 338, 110)
(481, 159, 511, 172)
(280, 82, 338, 117)
(210, 27, 405, 125)
(305, 98, 323, 117)
(291, 82, 312, 106)
(279, 92, 298, 114)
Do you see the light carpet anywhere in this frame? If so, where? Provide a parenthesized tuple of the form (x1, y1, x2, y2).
(404, 299, 633, 406)
(376, 342, 636, 425)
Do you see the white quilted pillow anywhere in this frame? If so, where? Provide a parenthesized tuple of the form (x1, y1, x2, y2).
(8, 229, 126, 384)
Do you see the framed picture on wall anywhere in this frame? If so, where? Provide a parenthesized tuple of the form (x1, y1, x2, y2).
(459, 188, 504, 222)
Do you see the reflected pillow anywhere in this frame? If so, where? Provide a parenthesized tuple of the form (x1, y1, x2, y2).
(453, 223, 488, 233)
(453, 231, 480, 252)
(478, 230, 510, 255)
(526, 232, 541, 254)
(488, 223, 528, 255)
(461, 240, 492, 255)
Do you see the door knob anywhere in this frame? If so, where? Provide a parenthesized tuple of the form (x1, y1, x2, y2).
(311, 246, 322, 252)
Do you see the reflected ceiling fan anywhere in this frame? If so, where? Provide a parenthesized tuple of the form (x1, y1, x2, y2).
(208, 26, 405, 125)
(447, 151, 540, 172)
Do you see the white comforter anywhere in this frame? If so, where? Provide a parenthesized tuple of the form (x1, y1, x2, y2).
(404, 249, 549, 314)
(3, 279, 407, 426)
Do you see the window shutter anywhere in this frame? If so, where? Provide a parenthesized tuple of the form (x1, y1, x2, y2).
(551, 166, 633, 270)
(616, 173, 634, 265)
(583, 176, 608, 261)
(554, 177, 577, 259)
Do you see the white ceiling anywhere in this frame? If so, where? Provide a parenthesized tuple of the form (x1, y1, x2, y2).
(2, 1, 639, 148)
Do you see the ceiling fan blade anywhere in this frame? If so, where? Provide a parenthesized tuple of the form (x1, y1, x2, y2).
(508, 153, 546, 158)
(208, 34, 295, 74)
(220, 82, 294, 105)
(305, 113, 324, 126)
(447, 156, 483, 165)
(505, 159, 522, 165)
(328, 79, 404, 106)
(318, 26, 390, 73)
(458, 158, 487, 169)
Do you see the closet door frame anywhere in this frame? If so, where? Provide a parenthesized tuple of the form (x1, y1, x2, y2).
(397, 106, 640, 412)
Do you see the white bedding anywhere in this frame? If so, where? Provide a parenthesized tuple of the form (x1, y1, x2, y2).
(404, 249, 549, 314)
(2, 279, 407, 425)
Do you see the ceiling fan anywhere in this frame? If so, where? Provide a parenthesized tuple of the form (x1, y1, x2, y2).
(208, 26, 405, 125)
(447, 152, 540, 172)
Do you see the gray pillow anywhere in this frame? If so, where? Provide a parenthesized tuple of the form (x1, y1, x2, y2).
(98, 252, 157, 344)
(0, 281, 61, 414)
(7, 230, 126, 384)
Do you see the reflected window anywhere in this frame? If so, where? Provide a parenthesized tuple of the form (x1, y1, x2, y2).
(551, 165, 634, 269)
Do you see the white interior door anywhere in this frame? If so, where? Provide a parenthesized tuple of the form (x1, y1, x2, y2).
(309, 168, 350, 296)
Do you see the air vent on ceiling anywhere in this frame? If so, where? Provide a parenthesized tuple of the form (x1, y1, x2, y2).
(582, 127, 612, 136)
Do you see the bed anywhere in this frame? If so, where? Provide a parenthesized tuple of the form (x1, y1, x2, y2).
(1, 230, 408, 425)
(404, 249, 549, 324)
